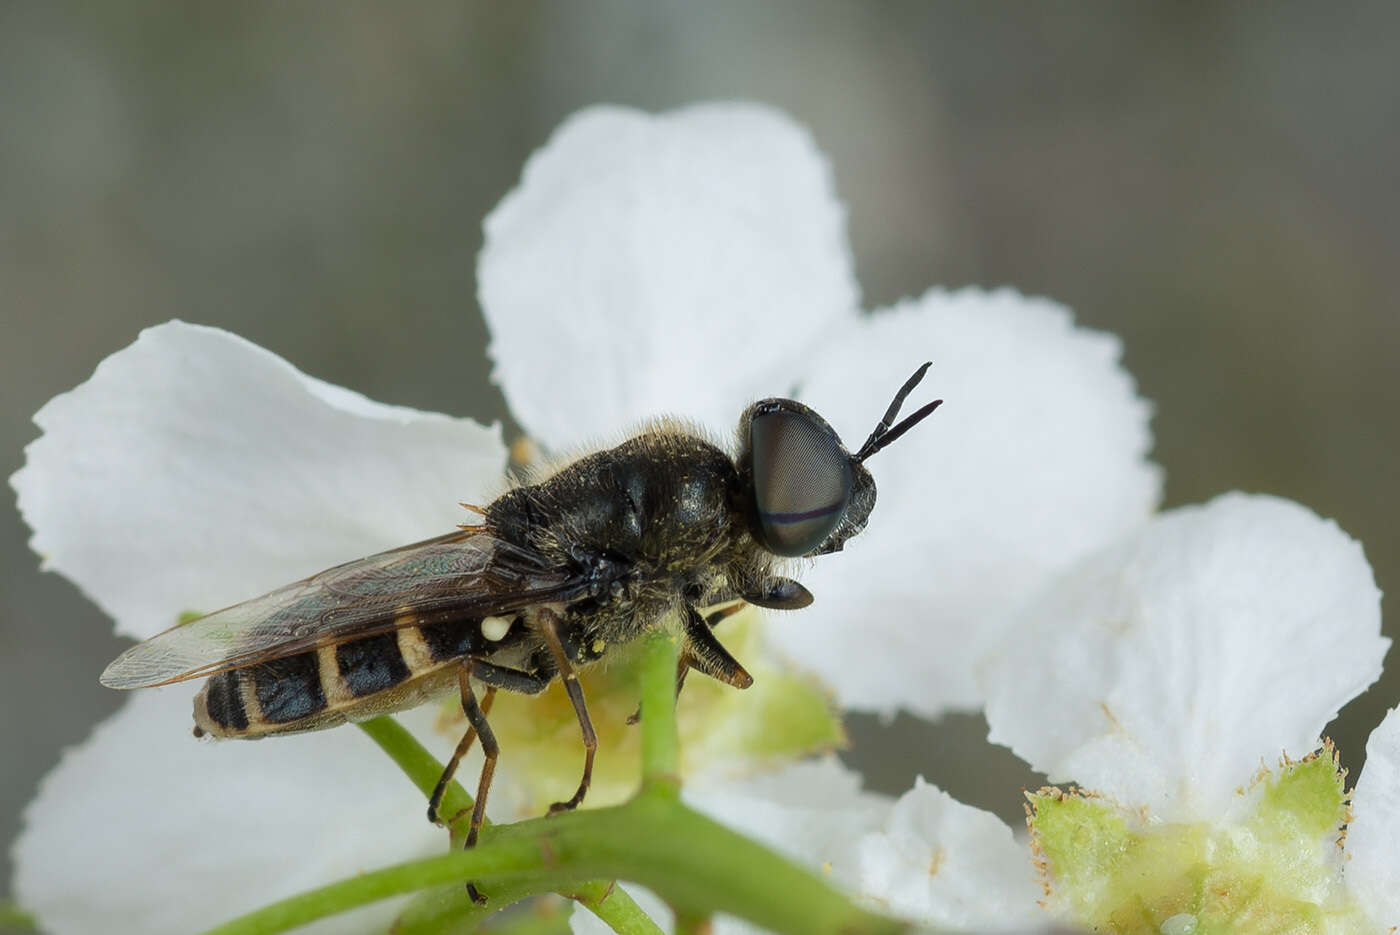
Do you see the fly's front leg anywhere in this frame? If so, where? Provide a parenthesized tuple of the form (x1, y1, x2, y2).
(680, 604, 753, 689)
(681, 602, 749, 693)
(538, 607, 597, 815)
(628, 601, 749, 724)
(703, 601, 747, 628)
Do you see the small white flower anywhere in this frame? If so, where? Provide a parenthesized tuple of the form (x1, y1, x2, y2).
(982, 493, 1397, 932)
(11, 102, 1159, 932)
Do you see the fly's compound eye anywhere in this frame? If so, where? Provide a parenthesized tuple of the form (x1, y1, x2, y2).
(750, 406, 853, 557)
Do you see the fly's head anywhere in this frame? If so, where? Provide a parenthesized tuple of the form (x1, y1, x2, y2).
(735, 363, 942, 558)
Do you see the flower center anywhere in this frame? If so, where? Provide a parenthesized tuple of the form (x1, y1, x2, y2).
(1027, 749, 1380, 934)
(433, 608, 844, 814)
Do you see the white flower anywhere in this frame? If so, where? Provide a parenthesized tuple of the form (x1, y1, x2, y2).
(11, 103, 1158, 933)
(605, 494, 1398, 935)
(478, 104, 1162, 721)
(981, 493, 1397, 933)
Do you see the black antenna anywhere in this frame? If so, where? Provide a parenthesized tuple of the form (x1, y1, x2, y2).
(855, 362, 943, 463)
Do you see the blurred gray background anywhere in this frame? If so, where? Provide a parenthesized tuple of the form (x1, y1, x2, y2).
(3, 1, 1398, 913)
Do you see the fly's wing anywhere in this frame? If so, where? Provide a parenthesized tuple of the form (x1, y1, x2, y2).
(100, 529, 584, 689)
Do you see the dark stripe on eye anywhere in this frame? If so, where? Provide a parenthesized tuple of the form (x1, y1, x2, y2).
(418, 619, 480, 662)
(759, 500, 844, 524)
(251, 652, 326, 723)
(205, 670, 248, 731)
(336, 633, 410, 697)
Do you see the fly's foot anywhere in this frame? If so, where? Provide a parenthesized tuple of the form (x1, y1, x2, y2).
(547, 792, 586, 816)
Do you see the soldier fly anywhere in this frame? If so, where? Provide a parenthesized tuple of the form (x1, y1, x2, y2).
(101, 363, 941, 902)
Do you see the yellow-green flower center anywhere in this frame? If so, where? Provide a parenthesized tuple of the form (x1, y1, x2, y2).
(1028, 749, 1381, 934)
(434, 608, 844, 813)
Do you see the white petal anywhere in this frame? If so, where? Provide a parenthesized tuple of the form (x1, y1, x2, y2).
(11, 321, 506, 640)
(479, 103, 859, 450)
(689, 763, 1049, 933)
(684, 757, 890, 882)
(11, 691, 456, 935)
(855, 778, 1045, 931)
(688, 760, 887, 935)
(1347, 705, 1400, 927)
(765, 288, 1161, 716)
(985, 493, 1388, 821)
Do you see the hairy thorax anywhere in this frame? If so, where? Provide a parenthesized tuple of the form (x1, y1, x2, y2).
(486, 428, 773, 652)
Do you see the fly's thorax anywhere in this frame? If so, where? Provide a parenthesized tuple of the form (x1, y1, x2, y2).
(487, 429, 746, 582)
(554, 599, 653, 667)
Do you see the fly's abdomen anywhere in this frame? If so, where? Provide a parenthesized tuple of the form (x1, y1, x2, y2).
(193, 617, 500, 738)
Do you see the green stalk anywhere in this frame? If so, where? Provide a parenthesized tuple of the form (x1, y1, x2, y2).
(568, 883, 663, 935)
(391, 878, 660, 935)
(201, 796, 905, 935)
(198, 846, 543, 935)
(357, 716, 475, 838)
(357, 715, 661, 934)
(635, 630, 681, 792)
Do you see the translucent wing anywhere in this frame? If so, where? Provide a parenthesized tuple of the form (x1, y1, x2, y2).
(101, 529, 584, 689)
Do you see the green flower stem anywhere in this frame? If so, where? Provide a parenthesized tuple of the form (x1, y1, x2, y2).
(381, 883, 478, 934)
(388, 876, 660, 935)
(471, 907, 573, 935)
(358, 716, 660, 934)
(198, 844, 546, 935)
(636, 630, 681, 791)
(570, 883, 664, 935)
(357, 716, 474, 835)
(201, 633, 910, 935)
(201, 794, 906, 935)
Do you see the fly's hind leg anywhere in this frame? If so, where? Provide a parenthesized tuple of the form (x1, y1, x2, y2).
(450, 662, 497, 905)
(428, 658, 550, 826)
(426, 679, 495, 826)
(538, 607, 597, 815)
(430, 658, 550, 905)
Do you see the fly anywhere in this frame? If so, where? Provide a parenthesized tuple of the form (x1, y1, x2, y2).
(101, 363, 942, 903)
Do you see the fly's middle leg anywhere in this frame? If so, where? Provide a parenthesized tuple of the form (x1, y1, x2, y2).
(539, 607, 597, 815)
